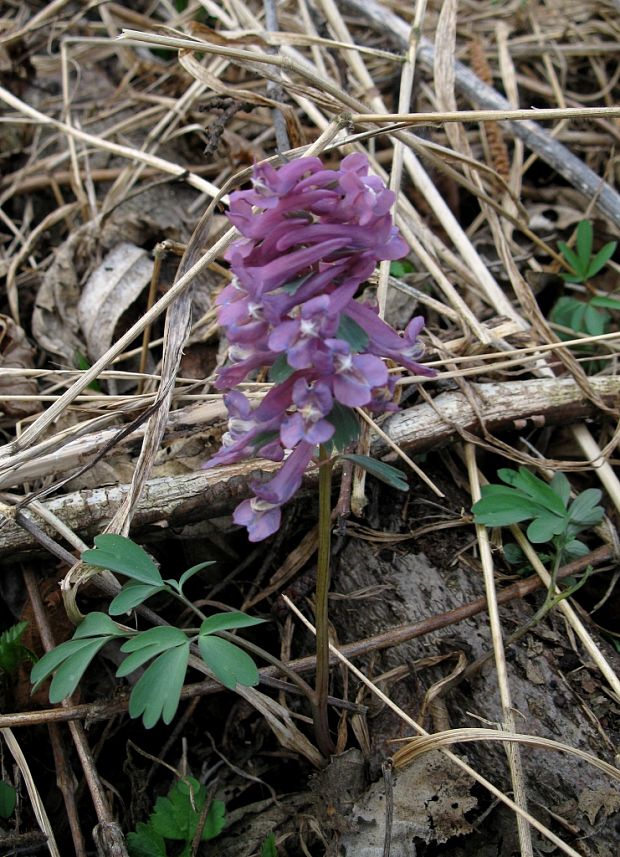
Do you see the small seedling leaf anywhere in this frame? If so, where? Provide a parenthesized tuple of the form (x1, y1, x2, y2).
(261, 832, 278, 857)
(82, 535, 162, 585)
(109, 583, 167, 616)
(575, 220, 593, 266)
(128, 643, 190, 727)
(150, 777, 226, 842)
(586, 240, 616, 278)
(0, 781, 16, 819)
(198, 635, 260, 690)
(342, 454, 408, 491)
(126, 822, 167, 857)
(200, 612, 265, 635)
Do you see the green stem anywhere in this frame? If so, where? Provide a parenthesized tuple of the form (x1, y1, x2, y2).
(314, 445, 335, 757)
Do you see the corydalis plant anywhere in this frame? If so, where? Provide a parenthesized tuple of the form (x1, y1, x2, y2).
(205, 153, 433, 540)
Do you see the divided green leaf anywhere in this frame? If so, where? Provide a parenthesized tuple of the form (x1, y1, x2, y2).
(261, 831, 278, 857)
(576, 219, 593, 266)
(30, 613, 127, 699)
(389, 259, 415, 277)
(557, 220, 617, 282)
(0, 621, 32, 675)
(568, 488, 604, 526)
(126, 822, 167, 857)
(473, 467, 605, 560)
(73, 612, 127, 639)
(127, 643, 190, 728)
(31, 637, 113, 702)
(149, 777, 225, 843)
(177, 561, 216, 594)
(127, 777, 226, 857)
(590, 292, 620, 311)
(109, 583, 167, 616)
(586, 240, 616, 278)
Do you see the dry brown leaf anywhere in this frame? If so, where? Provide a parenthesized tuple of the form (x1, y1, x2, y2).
(0, 315, 42, 418)
(340, 751, 477, 855)
(77, 242, 153, 362)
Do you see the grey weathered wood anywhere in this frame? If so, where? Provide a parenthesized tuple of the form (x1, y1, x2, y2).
(1, 376, 617, 558)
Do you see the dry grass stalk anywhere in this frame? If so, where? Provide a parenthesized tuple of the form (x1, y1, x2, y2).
(466, 443, 533, 857)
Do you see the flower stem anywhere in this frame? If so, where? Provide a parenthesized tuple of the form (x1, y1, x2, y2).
(314, 445, 335, 757)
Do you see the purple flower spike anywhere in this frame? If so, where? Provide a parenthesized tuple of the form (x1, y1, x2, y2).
(205, 153, 434, 540)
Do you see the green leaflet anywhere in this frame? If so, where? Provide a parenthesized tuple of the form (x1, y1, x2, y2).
(269, 353, 295, 384)
(199, 612, 265, 635)
(82, 534, 162, 585)
(198, 635, 260, 690)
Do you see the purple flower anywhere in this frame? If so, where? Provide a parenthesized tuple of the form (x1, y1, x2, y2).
(327, 341, 389, 407)
(204, 153, 433, 540)
(233, 498, 282, 542)
(280, 380, 334, 447)
(345, 302, 435, 376)
(268, 295, 341, 369)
